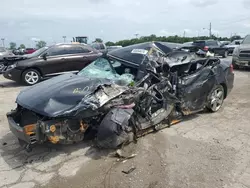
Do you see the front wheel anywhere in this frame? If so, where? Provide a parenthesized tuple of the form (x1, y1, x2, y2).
(22, 69, 41, 85)
(206, 85, 225, 112)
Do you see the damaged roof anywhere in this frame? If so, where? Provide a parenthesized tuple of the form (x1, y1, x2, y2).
(107, 42, 175, 65)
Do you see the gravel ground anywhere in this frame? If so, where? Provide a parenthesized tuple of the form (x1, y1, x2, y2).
(0, 58, 250, 188)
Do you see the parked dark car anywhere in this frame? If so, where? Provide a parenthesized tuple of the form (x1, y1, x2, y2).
(232, 35, 250, 69)
(6, 42, 234, 151)
(3, 44, 102, 85)
(181, 40, 229, 58)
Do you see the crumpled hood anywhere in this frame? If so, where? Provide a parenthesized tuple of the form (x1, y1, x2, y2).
(17, 73, 128, 117)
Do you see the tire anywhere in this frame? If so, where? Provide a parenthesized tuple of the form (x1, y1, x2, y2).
(22, 69, 41, 86)
(222, 51, 228, 58)
(206, 85, 224, 112)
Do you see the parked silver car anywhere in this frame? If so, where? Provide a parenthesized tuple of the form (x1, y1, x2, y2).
(0, 47, 13, 59)
(232, 35, 250, 69)
(0, 47, 14, 72)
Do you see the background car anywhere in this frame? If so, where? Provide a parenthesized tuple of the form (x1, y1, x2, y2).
(188, 40, 229, 58)
(232, 34, 250, 69)
(225, 40, 243, 54)
(0, 47, 14, 60)
(220, 41, 231, 46)
(25, 48, 36, 54)
(3, 43, 102, 85)
(90, 42, 107, 54)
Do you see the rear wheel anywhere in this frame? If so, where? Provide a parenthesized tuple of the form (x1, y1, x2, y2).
(22, 69, 41, 85)
(206, 85, 224, 112)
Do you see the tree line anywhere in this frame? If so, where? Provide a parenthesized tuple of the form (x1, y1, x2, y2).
(6, 34, 243, 49)
(8, 41, 47, 50)
(105, 34, 242, 47)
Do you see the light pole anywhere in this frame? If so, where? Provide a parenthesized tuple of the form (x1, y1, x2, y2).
(203, 22, 212, 37)
(63, 36, 66, 43)
(1, 38, 5, 47)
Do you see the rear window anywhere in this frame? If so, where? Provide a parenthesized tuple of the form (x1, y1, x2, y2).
(206, 41, 218, 46)
(193, 41, 205, 47)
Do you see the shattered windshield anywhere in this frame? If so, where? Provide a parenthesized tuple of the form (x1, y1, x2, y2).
(78, 57, 135, 85)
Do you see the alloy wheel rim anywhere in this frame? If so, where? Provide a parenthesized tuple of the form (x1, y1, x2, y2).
(210, 88, 224, 111)
(25, 71, 39, 84)
(0, 64, 4, 70)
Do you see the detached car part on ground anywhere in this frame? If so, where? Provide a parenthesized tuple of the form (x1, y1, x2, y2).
(6, 42, 234, 151)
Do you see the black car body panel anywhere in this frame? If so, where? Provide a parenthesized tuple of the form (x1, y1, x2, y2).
(7, 42, 234, 150)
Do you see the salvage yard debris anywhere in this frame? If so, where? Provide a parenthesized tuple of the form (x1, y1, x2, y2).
(122, 166, 136, 174)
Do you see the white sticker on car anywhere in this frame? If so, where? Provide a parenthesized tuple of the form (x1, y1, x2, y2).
(131, 49, 148, 55)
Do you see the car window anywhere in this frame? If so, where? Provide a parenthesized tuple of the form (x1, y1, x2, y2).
(193, 41, 205, 47)
(206, 41, 218, 46)
(47, 47, 65, 56)
(91, 43, 100, 50)
(64, 46, 91, 54)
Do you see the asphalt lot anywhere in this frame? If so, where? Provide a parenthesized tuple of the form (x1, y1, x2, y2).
(0, 57, 250, 188)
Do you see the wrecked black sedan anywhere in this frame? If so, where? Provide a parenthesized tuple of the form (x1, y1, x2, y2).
(6, 42, 234, 150)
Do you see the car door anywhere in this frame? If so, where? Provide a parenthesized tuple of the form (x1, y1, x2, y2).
(38, 45, 69, 76)
(63, 45, 99, 72)
(178, 63, 217, 112)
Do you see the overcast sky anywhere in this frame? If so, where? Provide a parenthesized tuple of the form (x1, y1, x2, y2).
(1, 0, 250, 47)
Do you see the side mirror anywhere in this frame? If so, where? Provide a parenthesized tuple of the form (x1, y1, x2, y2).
(41, 53, 47, 60)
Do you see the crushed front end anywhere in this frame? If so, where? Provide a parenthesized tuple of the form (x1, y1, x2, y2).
(7, 105, 91, 150)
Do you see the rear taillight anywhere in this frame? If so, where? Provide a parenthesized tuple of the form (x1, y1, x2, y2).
(230, 64, 234, 73)
(204, 46, 209, 51)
